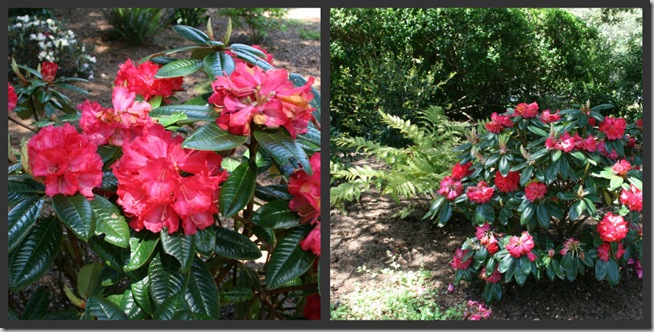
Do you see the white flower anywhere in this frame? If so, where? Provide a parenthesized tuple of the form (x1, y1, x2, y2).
(16, 15, 30, 23)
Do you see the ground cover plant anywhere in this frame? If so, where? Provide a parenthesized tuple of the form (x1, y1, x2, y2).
(8, 12, 321, 320)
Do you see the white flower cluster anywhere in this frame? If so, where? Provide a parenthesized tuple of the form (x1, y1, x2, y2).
(9, 15, 96, 78)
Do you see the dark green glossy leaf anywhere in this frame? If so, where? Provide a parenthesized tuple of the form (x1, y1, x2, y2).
(230, 43, 267, 58)
(172, 25, 210, 44)
(221, 287, 253, 303)
(8, 196, 43, 253)
(161, 231, 195, 273)
(607, 259, 620, 285)
(253, 130, 311, 176)
(21, 286, 50, 320)
(520, 166, 533, 186)
(252, 200, 300, 229)
(42, 309, 82, 320)
(595, 260, 607, 280)
(91, 195, 129, 248)
(214, 227, 262, 260)
(230, 49, 274, 70)
(85, 295, 127, 320)
(124, 234, 159, 272)
(184, 258, 220, 319)
(52, 194, 95, 241)
(148, 252, 185, 306)
(88, 237, 127, 272)
(255, 184, 293, 202)
(265, 225, 316, 289)
(219, 160, 256, 218)
(499, 156, 510, 176)
(154, 295, 192, 320)
(193, 227, 216, 256)
(119, 289, 146, 320)
(536, 203, 550, 228)
(220, 52, 236, 75)
(520, 203, 534, 226)
(150, 105, 216, 123)
(155, 59, 203, 78)
(8, 180, 44, 194)
(527, 126, 548, 137)
(203, 52, 223, 79)
(437, 199, 453, 227)
(183, 122, 247, 151)
(130, 276, 153, 316)
(77, 262, 103, 299)
(9, 218, 62, 291)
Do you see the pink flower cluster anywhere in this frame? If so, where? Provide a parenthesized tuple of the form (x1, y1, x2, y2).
(485, 112, 514, 133)
(597, 242, 625, 262)
(79, 86, 153, 146)
(27, 123, 103, 199)
(545, 132, 599, 153)
(464, 300, 492, 320)
(438, 176, 463, 200)
(450, 248, 472, 270)
(596, 212, 628, 243)
(494, 171, 520, 193)
(513, 102, 539, 119)
(524, 181, 547, 202)
(540, 109, 561, 124)
(112, 124, 228, 235)
(479, 266, 502, 284)
(620, 184, 642, 212)
(466, 181, 494, 204)
(114, 59, 184, 101)
(505, 231, 537, 261)
(476, 222, 499, 255)
(8, 83, 17, 112)
(452, 162, 473, 180)
(40, 61, 58, 83)
(611, 159, 631, 176)
(599, 116, 627, 140)
(289, 152, 321, 225)
(209, 63, 315, 138)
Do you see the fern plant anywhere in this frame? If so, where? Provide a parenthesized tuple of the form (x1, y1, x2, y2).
(331, 106, 466, 217)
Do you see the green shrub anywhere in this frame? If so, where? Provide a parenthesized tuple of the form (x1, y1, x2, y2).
(173, 8, 208, 27)
(104, 8, 174, 45)
(220, 8, 287, 43)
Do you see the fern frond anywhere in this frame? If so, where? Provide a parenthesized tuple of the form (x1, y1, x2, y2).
(379, 111, 425, 144)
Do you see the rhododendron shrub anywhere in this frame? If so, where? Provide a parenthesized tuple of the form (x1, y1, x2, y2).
(425, 101, 642, 303)
(8, 18, 320, 321)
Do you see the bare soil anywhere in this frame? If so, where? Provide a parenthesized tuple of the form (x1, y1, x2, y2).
(329, 160, 643, 321)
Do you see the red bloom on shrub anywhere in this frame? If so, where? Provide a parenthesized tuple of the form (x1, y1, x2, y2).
(438, 176, 463, 200)
(114, 58, 184, 101)
(616, 242, 626, 259)
(514, 102, 539, 119)
(28, 123, 103, 199)
(450, 248, 472, 270)
(599, 116, 627, 140)
(8, 83, 17, 112)
(588, 117, 596, 127)
(303, 294, 320, 320)
(112, 124, 227, 235)
(524, 181, 547, 202)
(289, 152, 321, 224)
(540, 109, 561, 124)
(505, 231, 537, 261)
(40, 61, 58, 83)
(545, 132, 575, 152)
(485, 112, 513, 133)
(576, 134, 597, 152)
(452, 162, 473, 180)
(228, 45, 275, 68)
(209, 63, 315, 138)
(597, 140, 619, 160)
(597, 242, 611, 262)
(620, 184, 642, 212)
(480, 266, 502, 284)
(597, 212, 628, 243)
(636, 119, 642, 129)
(475, 222, 497, 245)
(300, 223, 320, 256)
(494, 171, 520, 193)
(466, 181, 494, 204)
(611, 159, 631, 176)
(79, 86, 154, 146)
(559, 238, 580, 256)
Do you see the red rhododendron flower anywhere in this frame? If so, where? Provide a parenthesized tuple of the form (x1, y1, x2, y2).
(475, 222, 497, 246)
(209, 63, 315, 138)
(486, 242, 499, 255)
(289, 152, 321, 224)
(480, 266, 502, 284)
(636, 119, 642, 129)
(303, 294, 320, 320)
(450, 248, 472, 270)
(505, 231, 537, 261)
(599, 116, 627, 140)
(227, 45, 275, 68)
(540, 109, 561, 124)
(597, 242, 611, 262)
(611, 159, 631, 176)
(40, 61, 58, 83)
(79, 86, 153, 146)
(524, 181, 547, 202)
(620, 184, 642, 212)
(300, 223, 320, 256)
(437, 176, 463, 200)
(575, 135, 597, 152)
(616, 242, 626, 259)
(112, 124, 227, 235)
(485, 112, 513, 133)
(466, 181, 494, 204)
(28, 123, 103, 199)
(8, 83, 17, 112)
(597, 140, 619, 159)
(114, 58, 184, 101)
(588, 117, 596, 127)
(545, 132, 576, 152)
(596, 212, 628, 242)
(494, 170, 520, 193)
(514, 102, 539, 118)
(451, 162, 473, 180)
(626, 135, 637, 148)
